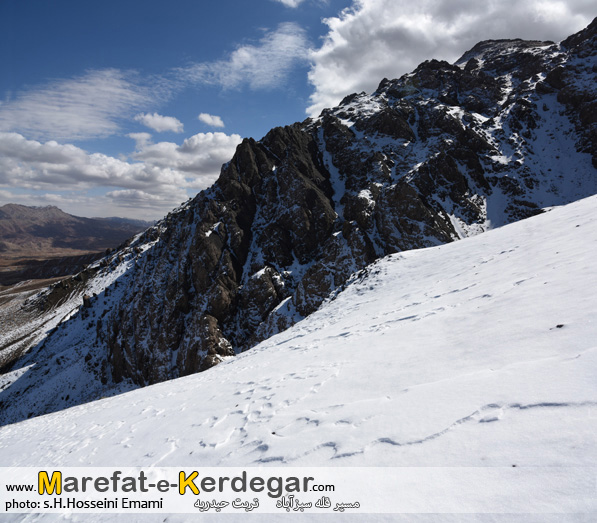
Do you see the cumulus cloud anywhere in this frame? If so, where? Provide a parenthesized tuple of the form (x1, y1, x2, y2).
(198, 113, 225, 128)
(134, 112, 184, 133)
(0, 132, 184, 191)
(0, 69, 158, 141)
(182, 23, 310, 90)
(307, 0, 595, 115)
(105, 187, 188, 211)
(0, 130, 241, 218)
(127, 132, 153, 150)
(133, 132, 242, 181)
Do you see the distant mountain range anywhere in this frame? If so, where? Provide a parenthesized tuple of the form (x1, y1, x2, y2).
(0, 204, 153, 286)
(0, 18, 595, 425)
(0, 204, 153, 256)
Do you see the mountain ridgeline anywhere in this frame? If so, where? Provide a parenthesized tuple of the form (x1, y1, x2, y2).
(0, 204, 153, 256)
(0, 204, 153, 286)
(0, 19, 595, 425)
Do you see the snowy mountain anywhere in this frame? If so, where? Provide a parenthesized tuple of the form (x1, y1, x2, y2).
(1, 193, 596, 520)
(0, 19, 596, 425)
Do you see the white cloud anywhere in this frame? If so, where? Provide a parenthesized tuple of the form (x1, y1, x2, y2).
(0, 69, 158, 141)
(133, 132, 242, 180)
(0, 132, 184, 191)
(134, 112, 184, 133)
(182, 23, 310, 90)
(0, 130, 241, 218)
(127, 132, 153, 150)
(272, 0, 306, 7)
(105, 187, 188, 211)
(307, 0, 595, 116)
(198, 113, 225, 128)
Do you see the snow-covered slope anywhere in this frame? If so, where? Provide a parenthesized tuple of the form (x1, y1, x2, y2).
(2, 20, 596, 426)
(0, 223, 166, 410)
(1, 194, 595, 518)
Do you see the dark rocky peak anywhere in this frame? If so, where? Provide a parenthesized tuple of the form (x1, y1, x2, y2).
(339, 91, 367, 107)
(454, 38, 561, 91)
(413, 58, 461, 76)
(456, 38, 556, 66)
(561, 16, 597, 52)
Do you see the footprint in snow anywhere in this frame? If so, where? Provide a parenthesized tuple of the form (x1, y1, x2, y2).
(478, 406, 504, 423)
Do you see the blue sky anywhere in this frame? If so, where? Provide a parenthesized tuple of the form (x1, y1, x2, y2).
(0, 0, 593, 219)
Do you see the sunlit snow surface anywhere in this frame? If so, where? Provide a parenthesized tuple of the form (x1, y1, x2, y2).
(1, 195, 596, 521)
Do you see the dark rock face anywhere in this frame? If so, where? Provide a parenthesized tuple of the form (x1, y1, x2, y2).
(1, 19, 595, 425)
(97, 19, 597, 385)
(99, 127, 341, 385)
(559, 18, 597, 167)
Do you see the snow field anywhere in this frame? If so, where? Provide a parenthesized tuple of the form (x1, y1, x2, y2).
(1, 195, 596, 520)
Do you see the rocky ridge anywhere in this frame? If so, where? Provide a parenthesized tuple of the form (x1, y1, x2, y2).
(0, 19, 595, 425)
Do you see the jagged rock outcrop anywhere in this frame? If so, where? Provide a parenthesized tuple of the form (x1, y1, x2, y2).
(1, 19, 595, 425)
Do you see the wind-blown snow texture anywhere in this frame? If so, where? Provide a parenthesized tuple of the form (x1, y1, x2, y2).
(1, 194, 596, 520)
(0, 20, 595, 424)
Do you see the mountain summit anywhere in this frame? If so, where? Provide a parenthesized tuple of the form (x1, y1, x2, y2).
(0, 19, 595, 425)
